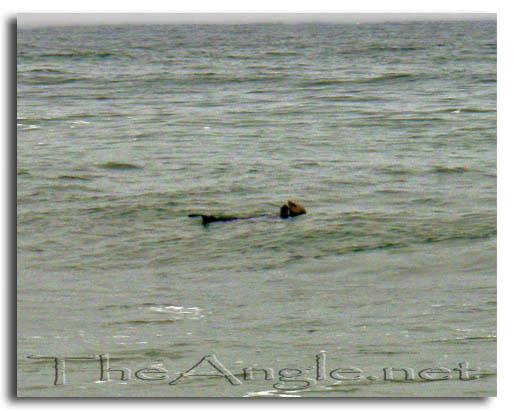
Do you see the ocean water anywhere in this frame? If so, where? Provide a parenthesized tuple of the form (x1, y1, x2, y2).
(17, 21, 496, 397)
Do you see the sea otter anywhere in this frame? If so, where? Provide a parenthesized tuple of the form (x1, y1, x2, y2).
(189, 200, 306, 226)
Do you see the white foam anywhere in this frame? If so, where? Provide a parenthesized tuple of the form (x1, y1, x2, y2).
(149, 305, 204, 320)
(245, 389, 301, 397)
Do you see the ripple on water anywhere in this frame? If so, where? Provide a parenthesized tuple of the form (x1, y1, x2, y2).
(103, 303, 205, 327)
(99, 161, 143, 170)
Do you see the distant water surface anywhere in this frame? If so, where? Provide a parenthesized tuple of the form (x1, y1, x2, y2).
(17, 21, 496, 397)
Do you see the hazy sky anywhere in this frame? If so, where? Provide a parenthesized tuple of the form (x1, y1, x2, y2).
(17, 13, 496, 28)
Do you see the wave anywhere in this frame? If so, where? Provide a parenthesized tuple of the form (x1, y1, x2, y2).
(298, 79, 346, 88)
(355, 73, 418, 84)
(362, 45, 428, 53)
(57, 174, 95, 181)
(438, 107, 496, 114)
(262, 51, 301, 57)
(109, 319, 178, 325)
(21, 76, 84, 85)
(99, 161, 143, 170)
(432, 166, 469, 174)
(39, 51, 114, 59)
(83, 203, 171, 219)
(315, 95, 381, 102)
(24, 68, 67, 75)
(299, 73, 418, 88)
(377, 166, 415, 176)
(19, 67, 87, 85)
(317, 229, 496, 257)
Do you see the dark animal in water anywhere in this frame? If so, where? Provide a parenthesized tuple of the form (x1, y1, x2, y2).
(189, 200, 306, 226)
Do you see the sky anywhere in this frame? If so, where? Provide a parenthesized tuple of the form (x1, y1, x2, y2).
(17, 13, 496, 28)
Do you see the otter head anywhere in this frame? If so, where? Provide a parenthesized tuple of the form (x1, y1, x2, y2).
(287, 200, 306, 217)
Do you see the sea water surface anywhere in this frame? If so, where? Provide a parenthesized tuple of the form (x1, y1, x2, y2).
(17, 21, 496, 397)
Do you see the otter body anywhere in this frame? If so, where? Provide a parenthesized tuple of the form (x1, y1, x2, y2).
(189, 200, 306, 226)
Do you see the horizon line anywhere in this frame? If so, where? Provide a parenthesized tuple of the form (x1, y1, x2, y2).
(17, 13, 497, 29)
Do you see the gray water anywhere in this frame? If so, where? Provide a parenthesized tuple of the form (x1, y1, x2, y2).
(17, 21, 496, 397)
